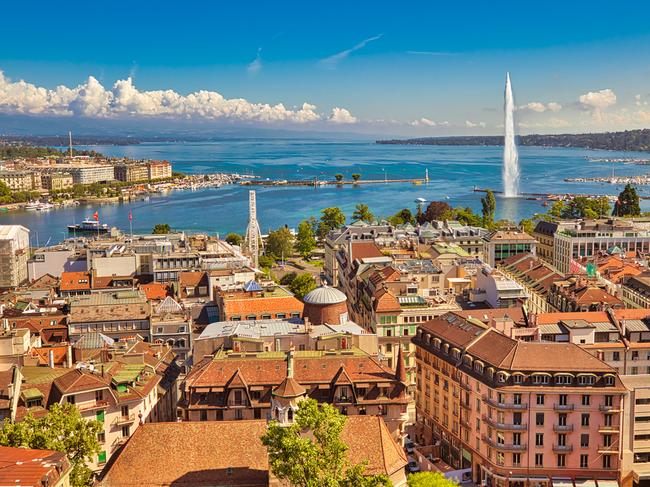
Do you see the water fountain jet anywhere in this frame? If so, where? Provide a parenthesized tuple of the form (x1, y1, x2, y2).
(503, 72, 520, 197)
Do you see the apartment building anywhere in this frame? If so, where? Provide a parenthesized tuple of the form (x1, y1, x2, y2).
(621, 375, 650, 487)
(180, 347, 410, 440)
(114, 163, 149, 183)
(532, 221, 559, 263)
(0, 170, 36, 190)
(215, 283, 303, 322)
(150, 296, 193, 373)
(413, 312, 624, 486)
(472, 267, 528, 309)
(4, 338, 179, 472)
(0, 225, 30, 288)
(147, 160, 172, 180)
(553, 219, 650, 274)
(152, 251, 201, 282)
(621, 273, 650, 309)
(41, 172, 74, 191)
(548, 276, 623, 312)
(419, 221, 488, 259)
(498, 253, 562, 314)
(68, 290, 151, 341)
(64, 165, 115, 184)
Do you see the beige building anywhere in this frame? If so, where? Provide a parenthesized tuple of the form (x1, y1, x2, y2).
(0, 170, 36, 191)
(0, 225, 30, 288)
(483, 229, 537, 267)
(147, 160, 172, 180)
(114, 164, 149, 183)
(41, 172, 74, 191)
(621, 375, 650, 487)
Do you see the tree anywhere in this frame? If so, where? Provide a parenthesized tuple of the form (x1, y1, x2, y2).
(351, 173, 361, 182)
(614, 183, 641, 217)
(266, 226, 295, 260)
(280, 272, 298, 286)
(421, 201, 452, 223)
(152, 223, 171, 234)
(388, 208, 415, 225)
(407, 472, 458, 487)
(548, 200, 565, 219)
(451, 207, 482, 226)
(560, 196, 611, 219)
(289, 273, 317, 298)
(261, 399, 389, 487)
(518, 218, 534, 234)
(225, 232, 243, 246)
(481, 190, 496, 228)
(335, 173, 344, 182)
(352, 204, 375, 223)
(295, 220, 317, 257)
(258, 255, 276, 269)
(0, 403, 102, 486)
(318, 207, 346, 239)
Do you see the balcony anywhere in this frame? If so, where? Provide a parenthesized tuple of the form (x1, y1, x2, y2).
(112, 413, 136, 427)
(599, 404, 620, 412)
(482, 435, 526, 451)
(460, 417, 471, 429)
(553, 444, 573, 453)
(111, 436, 128, 452)
(553, 424, 574, 432)
(460, 401, 472, 411)
(461, 381, 472, 392)
(78, 399, 110, 413)
(554, 403, 574, 411)
(598, 445, 617, 454)
(598, 425, 618, 433)
(483, 415, 527, 431)
(483, 395, 527, 410)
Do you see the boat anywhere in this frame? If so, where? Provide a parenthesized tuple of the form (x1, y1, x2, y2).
(67, 218, 111, 234)
(24, 202, 40, 211)
(36, 203, 54, 211)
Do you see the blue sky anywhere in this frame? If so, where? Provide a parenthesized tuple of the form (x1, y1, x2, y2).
(2, 0, 650, 135)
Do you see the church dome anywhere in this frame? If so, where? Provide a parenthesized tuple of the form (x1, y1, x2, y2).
(303, 285, 347, 305)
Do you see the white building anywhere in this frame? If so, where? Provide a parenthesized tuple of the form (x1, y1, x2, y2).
(0, 225, 30, 288)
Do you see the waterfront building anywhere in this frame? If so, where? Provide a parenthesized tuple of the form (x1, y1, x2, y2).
(63, 165, 115, 184)
(553, 219, 650, 274)
(483, 229, 537, 267)
(114, 163, 149, 183)
(0, 170, 37, 191)
(67, 290, 151, 342)
(147, 160, 172, 180)
(498, 253, 563, 314)
(413, 312, 625, 485)
(0, 225, 30, 288)
(98, 416, 408, 487)
(180, 347, 410, 440)
(419, 220, 488, 259)
(41, 172, 73, 191)
(2, 337, 179, 473)
(215, 283, 303, 322)
(0, 446, 72, 487)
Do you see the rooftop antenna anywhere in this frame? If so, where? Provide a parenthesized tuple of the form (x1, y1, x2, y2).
(68, 131, 73, 157)
(244, 190, 264, 269)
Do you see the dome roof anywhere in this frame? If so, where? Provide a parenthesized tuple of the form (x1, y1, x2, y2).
(303, 285, 347, 305)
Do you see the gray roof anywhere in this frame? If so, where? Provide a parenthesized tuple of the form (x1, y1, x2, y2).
(310, 322, 369, 337)
(624, 319, 650, 332)
(196, 318, 304, 340)
(73, 332, 115, 349)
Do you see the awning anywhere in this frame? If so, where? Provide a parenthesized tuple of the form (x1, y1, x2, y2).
(575, 480, 596, 487)
(596, 481, 618, 487)
(552, 478, 574, 487)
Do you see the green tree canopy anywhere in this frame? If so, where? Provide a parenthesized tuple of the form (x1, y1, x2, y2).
(152, 223, 171, 234)
(279, 271, 298, 286)
(481, 190, 496, 228)
(407, 472, 458, 487)
(318, 207, 346, 239)
(560, 196, 610, 219)
(518, 218, 534, 234)
(352, 203, 375, 223)
(225, 232, 243, 246)
(288, 273, 317, 298)
(295, 220, 317, 257)
(388, 208, 415, 225)
(451, 206, 482, 227)
(335, 173, 344, 182)
(421, 201, 452, 223)
(266, 226, 294, 260)
(351, 173, 361, 182)
(0, 403, 102, 487)
(614, 183, 641, 217)
(260, 398, 389, 487)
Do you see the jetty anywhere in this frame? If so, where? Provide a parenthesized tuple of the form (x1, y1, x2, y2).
(240, 178, 425, 187)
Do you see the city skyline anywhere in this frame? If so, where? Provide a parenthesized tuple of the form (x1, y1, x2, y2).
(3, 0, 650, 135)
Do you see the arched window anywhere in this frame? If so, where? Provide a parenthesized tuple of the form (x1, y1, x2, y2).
(288, 408, 294, 421)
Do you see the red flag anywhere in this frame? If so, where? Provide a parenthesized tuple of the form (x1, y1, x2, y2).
(93, 211, 99, 221)
(128, 210, 133, 222)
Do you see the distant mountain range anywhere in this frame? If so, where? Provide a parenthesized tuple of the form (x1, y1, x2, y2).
(377, 129, 650, 152)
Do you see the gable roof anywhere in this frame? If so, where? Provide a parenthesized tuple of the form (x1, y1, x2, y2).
(60, 271, 91, 292)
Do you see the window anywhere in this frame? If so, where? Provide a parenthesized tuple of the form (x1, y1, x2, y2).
(582, 395, 590, 406)
(613, 352, 620, 361)
(581, 413, 590, 427)
(557, 454, 566, 467)
(95, 390, 103, 401)
(512, 453, 521, 467)
(96, 410, 105, 422)
(603, 455, 611, 469)
(513, 433, 521, 446)
(581, 434, 589, 448)
(513, 374, 523, 384)
(580, 454, 589, 468)
(535, 453, 543, 467)
(98, 451, 107, 464)
(513, 393, 522, 405)
(536, 394, 545, 405)
(67, 395, 76, 405)
(97, 432, 105, 443)
(200, 410, 207, 421)
(559, 394, 568, 406)
(535, 433, 544, 446)
(235, 409, 243, 420)
(536, 413, 544, 426)
(121, 425, 130, 438)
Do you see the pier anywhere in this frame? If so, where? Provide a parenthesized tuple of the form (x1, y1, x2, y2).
(240, 178, 426, 187)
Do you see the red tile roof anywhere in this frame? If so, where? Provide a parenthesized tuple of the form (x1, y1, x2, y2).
(0, 446, 70, 486)
(140, 282, 172, 301)
(60, 271, 91, 292)
(351, 241, 384, 260)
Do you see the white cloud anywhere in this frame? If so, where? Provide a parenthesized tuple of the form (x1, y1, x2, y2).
(0, 70, 336, 124)
(410, 117, 436, 127)
(519, 117, 570, 129)
(518, 101, 562, 113)
(635, 94, 648, 107)
(465, 120, 486, 128)
(320, 35, 382, 69)
(579, 89, 616, 122)
(328, 107, 357, 124)
(247, 48, 262, 76)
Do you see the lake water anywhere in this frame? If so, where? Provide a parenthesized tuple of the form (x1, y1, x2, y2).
(3, 139, 650, 245)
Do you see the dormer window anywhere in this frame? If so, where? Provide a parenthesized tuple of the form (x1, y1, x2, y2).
(555, 374, 573, 385)
(496, 372, 508, 383)
(578, 374, 596, 386)
(443, 344, 450, 354)
(532, 374, 550, 385)
(604, 375, 615, 386)
(433, 338, 441, 349)
(512, 374, 524, 384)
(474, 362, 484, 374)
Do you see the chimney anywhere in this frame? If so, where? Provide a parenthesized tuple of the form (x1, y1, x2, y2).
(287, 349, 295, 379)
(66, 345, 73, 368)
(48, 349, 55, 369)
